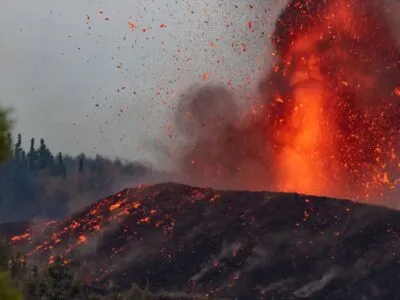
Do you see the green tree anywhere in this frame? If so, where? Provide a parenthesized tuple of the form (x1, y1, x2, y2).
(0, 108, 12, 162)
(36, 256, 82, 300)
(0, 108, 23, 300)
(27, 138, 38, 171)
(0, 240, 22, 300)
(13, 133, 22, 168)
(38, 138, 47, 169)
(56, 152, 66, 179)
(0, 271, 23, 300)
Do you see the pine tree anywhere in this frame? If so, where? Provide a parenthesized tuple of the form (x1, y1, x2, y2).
(38, 138, 46, 169)
(38, 138, 54, 170)
(78, 155, 84, 174)
(40, 256, 82, 300)
(57, 152, 66, 179)
(28, 138, 38, 171)
(15, 134, 21, 149)
(13, 134, 22, 164)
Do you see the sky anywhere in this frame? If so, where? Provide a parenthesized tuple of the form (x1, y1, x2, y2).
(0, 0, 287, 166)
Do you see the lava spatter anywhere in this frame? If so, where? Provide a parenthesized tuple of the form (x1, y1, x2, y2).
(264, 0, 400, 200)
(6, 183, 400, 298)
(173, 0, 399, 203)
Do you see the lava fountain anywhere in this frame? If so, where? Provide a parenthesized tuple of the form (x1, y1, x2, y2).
(262, 0, 400, 200)
(171, 0, 399, 204)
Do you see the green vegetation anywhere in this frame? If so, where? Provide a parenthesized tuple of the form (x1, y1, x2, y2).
(0, 107, 157, 299)
(0, 108, 12, 163)
(0, 237, 160, 300)
(0, 133, 150, 222)
(1, 238, 212, 300)
(0, 271, 23, 300)
(0, 109, 23, 299)
(0, 104, 152, 223)
(0, 108, 202, 299)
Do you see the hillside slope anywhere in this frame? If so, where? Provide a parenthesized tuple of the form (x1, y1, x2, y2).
(4, 183, 400, 299)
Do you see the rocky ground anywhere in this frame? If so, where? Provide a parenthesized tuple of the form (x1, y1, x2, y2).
(2, 183, 400, 299)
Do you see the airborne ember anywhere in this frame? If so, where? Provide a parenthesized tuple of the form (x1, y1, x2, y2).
(173, 0, 399, 204)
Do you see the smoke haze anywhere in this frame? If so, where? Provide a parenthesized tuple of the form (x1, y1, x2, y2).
(162, 0, 400, 207)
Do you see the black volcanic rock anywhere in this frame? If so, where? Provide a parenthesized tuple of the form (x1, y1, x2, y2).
(4, 183, 400, 299)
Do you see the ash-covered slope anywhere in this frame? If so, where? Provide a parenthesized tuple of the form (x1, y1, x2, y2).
(7, 183, 400, 299)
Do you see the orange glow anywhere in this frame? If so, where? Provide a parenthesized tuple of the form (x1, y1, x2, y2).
(264, 0, 400, 200)
(10, 233, 30, 242)
(128, 21, 136, 29)
(109, 202, 122, 211)
(274, 81, 328, 195)
(172, 1, 398, 204)
(138, 217, 150, 224)
(77, 235, 87, 244)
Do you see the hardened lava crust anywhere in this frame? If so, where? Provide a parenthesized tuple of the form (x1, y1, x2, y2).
(4, 182, 400, 300)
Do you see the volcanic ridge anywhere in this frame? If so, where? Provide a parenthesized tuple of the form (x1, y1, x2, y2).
(5, 182, 400, 300)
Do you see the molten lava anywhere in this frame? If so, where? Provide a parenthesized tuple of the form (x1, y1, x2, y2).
(7, 183, 400, 298)
(174, 0, 399, 203)
(264, 0, 400, 200)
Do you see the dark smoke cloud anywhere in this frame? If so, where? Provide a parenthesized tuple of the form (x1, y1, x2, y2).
(170, 84, 275, 190)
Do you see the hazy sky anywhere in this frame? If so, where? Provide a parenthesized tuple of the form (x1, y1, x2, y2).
(0, 0, 287, 164)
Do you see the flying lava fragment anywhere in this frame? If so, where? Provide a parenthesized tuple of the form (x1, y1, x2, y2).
(173, 0, 399, 203)
(128, 21, 136, 30)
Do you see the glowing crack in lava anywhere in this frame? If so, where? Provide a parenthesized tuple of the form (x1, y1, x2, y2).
(175, 0, 399, 203)
(263, 0, 400, 200)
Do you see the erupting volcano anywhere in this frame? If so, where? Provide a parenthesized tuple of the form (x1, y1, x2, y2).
(2, 1, 400, 299)
(173, 0, 399, 204)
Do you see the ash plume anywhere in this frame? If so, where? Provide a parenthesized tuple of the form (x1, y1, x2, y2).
(170, 84, 273, 190)
(167, 0, 400, 203)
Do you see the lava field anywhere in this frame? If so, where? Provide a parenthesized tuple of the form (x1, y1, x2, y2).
(4, 182, 400, 299)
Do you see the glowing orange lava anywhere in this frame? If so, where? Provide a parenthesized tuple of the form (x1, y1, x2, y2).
(265, 0, 399, 200)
